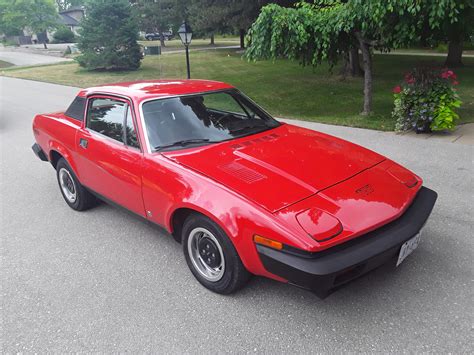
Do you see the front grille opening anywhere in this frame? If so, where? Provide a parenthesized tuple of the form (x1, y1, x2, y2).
(334, 264, 365, 286)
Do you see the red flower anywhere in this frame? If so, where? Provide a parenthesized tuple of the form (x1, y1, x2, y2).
(441, 69, 456, 80)
(392, 85, 402, 94)
(452, 80, 459, 85)
(404, 73, 415, 84)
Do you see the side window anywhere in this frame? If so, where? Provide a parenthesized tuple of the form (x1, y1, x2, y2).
(125, 106, 140, 149)
(87, 98, 126, 142)
(65, 96, 86, 121)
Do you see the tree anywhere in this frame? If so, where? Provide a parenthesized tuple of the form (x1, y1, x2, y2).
(77, 0, 142, 71)
(227, 0, 298, 49)
(55, 0, 84, 11)
(131, 0, 180, 47)
(0, 0, 58, 48)
(246, 0, 466, 115)
(187, 0, 231, 45)
(426, 0, 474, 67)
(185, 0, 297, 49)
(0, 0, 24, 36)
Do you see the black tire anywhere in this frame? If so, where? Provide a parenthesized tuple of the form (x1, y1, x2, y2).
(56, 158, 97, 211)
(182, 214, 251, 294)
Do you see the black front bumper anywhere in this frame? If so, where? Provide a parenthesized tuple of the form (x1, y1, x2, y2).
(257, 186, 438, 298)
(32, 143, 48, 161)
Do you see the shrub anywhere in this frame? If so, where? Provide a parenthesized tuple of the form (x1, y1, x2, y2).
(392, 67, 461, 133)
(53, 26, 75, 43)
(76, 0, 142, 71)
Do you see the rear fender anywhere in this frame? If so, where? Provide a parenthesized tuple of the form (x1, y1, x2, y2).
(48, 140, 80, 178)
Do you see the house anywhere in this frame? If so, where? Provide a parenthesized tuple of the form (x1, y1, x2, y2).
(57, 6, 84, 36)
(4, 6, 85, 45)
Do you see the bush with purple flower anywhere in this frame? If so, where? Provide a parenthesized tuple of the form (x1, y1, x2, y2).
(392, 67, 462, 133)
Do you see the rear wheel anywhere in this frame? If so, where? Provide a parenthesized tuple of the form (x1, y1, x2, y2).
(56, 158, 97, 211)
(182, 214, 250, 294)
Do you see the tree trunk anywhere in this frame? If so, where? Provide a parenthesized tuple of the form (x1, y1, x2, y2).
(339, 51, 350, 78)
(445, 39, 463, 67)
(210, 33, 215, 45)
(43, 41, 48, 49)
(239, 29, 245, 49)
(349, 46, 363, 77)
(340, 47, 363, 78)
(356, 33, 373, 115)
(160, 33, 166, 48)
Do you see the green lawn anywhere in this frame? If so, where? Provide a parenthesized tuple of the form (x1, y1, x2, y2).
(2, 49, 473, 130)
(0, 60, 14, 68)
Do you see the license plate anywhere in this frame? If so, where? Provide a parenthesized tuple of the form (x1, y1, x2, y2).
(396, 232, 422, 267)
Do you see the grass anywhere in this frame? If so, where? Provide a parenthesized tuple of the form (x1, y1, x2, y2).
(0, 60, 14, 68)
(2, 49, 473, 130)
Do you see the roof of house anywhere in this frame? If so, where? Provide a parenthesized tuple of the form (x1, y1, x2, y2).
(58, 13, 80, 26)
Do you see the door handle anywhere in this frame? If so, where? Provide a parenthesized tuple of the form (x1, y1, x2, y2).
(79, 138, 88, 149)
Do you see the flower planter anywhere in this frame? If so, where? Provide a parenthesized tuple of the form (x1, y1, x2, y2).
(392, 67, 461, 133)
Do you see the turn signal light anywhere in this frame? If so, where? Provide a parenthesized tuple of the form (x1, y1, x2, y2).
(387, 165, 419, 188)
(254, 235, 283, 250)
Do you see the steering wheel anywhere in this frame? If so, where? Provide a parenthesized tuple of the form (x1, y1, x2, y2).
(214, 113, 233, 126)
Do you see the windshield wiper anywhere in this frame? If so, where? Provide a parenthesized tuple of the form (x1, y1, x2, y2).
(155, 138, 215, 151)
(229, 123, 268, 134)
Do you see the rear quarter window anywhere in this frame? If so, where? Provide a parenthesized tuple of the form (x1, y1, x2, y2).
(65, 96, 86, 121)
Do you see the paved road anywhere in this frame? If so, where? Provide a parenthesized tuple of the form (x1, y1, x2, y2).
(0, 48, 72, 66)
(1, 77, 473, 353)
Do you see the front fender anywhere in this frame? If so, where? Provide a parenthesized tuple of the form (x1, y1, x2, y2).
(142, 155, 314, 280)
(165, 196, 307, 282)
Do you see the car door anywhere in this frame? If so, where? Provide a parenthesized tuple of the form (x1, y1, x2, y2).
(75, 95, 145, 216)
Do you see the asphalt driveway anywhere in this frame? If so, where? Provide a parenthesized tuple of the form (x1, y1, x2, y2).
(0, 47, 72, 66)
(1, 77, 473, 353)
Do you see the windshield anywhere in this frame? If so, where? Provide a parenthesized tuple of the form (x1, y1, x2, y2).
(141, 90, 280, 151)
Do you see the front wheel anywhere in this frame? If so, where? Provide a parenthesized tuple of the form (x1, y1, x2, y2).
(182, 214, 250, 294)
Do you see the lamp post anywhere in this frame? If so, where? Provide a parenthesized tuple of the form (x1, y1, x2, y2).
(178, 21, 193, 79)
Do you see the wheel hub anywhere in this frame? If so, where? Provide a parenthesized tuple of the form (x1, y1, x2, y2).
(198, 237, 221, 268)
(187, 227, 225, 282)
(64, 174, 75, 194)
(59, 168, 77, 203)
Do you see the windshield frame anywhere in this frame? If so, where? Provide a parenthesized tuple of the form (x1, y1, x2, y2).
(138, 88, 280, 153)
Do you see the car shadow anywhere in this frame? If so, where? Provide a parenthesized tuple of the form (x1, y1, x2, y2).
(86, 197, 443, 315)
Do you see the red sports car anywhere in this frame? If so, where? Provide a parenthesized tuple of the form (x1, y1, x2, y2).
(32, 80, 437, 297)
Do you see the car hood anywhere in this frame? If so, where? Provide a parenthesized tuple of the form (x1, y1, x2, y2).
(163, 124, 385, 212)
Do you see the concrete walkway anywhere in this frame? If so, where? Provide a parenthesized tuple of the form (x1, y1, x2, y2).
(396, 123, 474, 145)
(377, 51, 474, 58)
(278, 119, 474, 146)
(161, 45, 240, 54)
